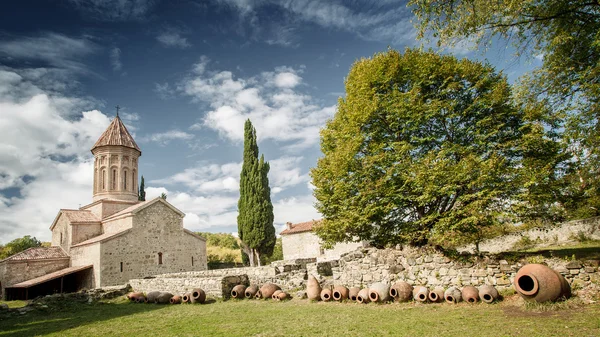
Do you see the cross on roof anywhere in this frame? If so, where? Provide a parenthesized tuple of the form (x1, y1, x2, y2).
(115, 105, 120, 117)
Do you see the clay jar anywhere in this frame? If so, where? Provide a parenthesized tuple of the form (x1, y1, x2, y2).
(444, 287, 462, 304)
(231, 285, 246, 299)
(320, 288, 333, 302)
(413, 286, 429, 302)
(155, 292, 174, 304)
(389, 281, 413, 302)
(245, 285, 259, 299)
(306, 275, 322, 301)
(259, 283, 281, 299)
(428, 287, 445, 303)
(276, 292, 289, 301)
(478, 285, 499, 304)
(127, 292, 144, 301)
(462, 286, 479, 303)
(182, 293, 191, 303)
(170, 295, 182, 304)
(191, 288, 206, 304)
(146, 291, 161, 303)
(271, 290, 283, 300)
(348, 287, 361, 301)
(514, 264, 571, 302)
(356, 288, 370, 304)
(368, 282, 390, 303)
(332, 286, 349, 301)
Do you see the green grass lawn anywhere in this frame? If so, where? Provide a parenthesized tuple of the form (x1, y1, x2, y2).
(1, 296, 599, 337)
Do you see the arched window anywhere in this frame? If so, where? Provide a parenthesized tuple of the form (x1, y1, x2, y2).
(132, 170, 136, 192)
(120, 262, 123, 272)
(191, 256, 194, 266)
(112, 169, 117, 190)
(101, 169, 106, 190)
(123, 169, 128, 191)
(158, 252, 163, 265)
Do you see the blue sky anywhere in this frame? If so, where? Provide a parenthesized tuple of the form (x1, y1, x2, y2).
(0, 0, 541, 244)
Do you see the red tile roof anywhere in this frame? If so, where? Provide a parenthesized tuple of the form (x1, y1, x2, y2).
(91, 115, 141, 153)
(0, 247, 68, 263)
(8, 265, 93, 288)
(280, 220, 322, 235)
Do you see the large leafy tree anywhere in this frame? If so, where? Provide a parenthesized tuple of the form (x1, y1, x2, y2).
(410, 0, 600, 219)
(237, 119, 276, 266)
(0, 235, 42, 260)
(311, 49, 524, 248)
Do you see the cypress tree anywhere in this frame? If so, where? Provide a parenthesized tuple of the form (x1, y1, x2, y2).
(138, 175, 146, 201)
(237, 119, 275, 266)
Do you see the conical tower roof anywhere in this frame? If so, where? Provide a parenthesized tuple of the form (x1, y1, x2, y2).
(91, 115, 141, 153)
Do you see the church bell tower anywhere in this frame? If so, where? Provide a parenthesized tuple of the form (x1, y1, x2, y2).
(91, 108, 141, 202)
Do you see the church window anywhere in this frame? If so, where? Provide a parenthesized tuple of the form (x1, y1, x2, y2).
(191, 256, 194, 266)
(112, 169, 116, 190)
(123, 169, 128, 190)
(120, 262, 123, 272)
(132, 170, 136, 191)
(158, 252, 163, 265)
(60, 233, 63, 244)
(101, 169, 106, 190)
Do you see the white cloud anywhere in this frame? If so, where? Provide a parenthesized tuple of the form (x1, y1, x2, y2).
(150, 161, 241, 193)
(178, 57, 335, 149)
(154, 82, 176, 99)
(273, 194, 321, 226)
(110, 47, 122, 71)
(139, 130, 194, 145)
(0, 69, 112, 243)
(156, 31, 191, 49)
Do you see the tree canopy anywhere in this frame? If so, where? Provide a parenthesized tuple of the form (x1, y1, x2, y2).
(410, 0, 600, 219)
(0, 235, 42, 260)
(237, 119, 276, 266)
(311, 48, 525, 248)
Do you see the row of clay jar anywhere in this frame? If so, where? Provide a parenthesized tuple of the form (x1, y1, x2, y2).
(126, 288, 206, 304)
(230, 284, 291, 301)
(307, 276, 500, 304)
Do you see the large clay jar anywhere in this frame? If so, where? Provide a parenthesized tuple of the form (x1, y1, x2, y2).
(146, 291, 161, 303)
(348, 287, 361, 301)
(428, 287, 445, 303)
(332, 286, 349, 301)
(155, 292, 173, 304)
(306, 275, 322, 301)
(272, 290, 283, 300)
(127, 292, 144, 301)
(170, 295, 182, 304)
(133, 295, 146, 303)
(231, 285, 246, 299)
(479, 285, 499, 304)
(514, 264, 571, 302)
(320, 288, 333, 302)
(259, 283, 281, 299)
(389, 281, 413, 302)
(357, 288, 370, 304)
(245, 285, 259, 299)
(277, 292, 289, 301)
(191, 288, 206, 304)
(462, 286, 479, 303)
(182, 293, 191, 303)
(413, 286, 429, 302)
(369, 282, 390, 303)
(444, 287, 462, 304)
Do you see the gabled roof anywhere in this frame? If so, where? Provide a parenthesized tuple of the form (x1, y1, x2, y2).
(91, 115, 141, 153)
(184, 229, 207, 242)
(8, 265, 93, 288)
(103, 197, 184, 221)
(50, 209, 101, 230)
(71, 229, 131, 248)
(280, 219, 322, 235)
(0, 247, 68, 263)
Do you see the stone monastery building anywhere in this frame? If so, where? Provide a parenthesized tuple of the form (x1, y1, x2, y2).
(0, 115, 207, 300)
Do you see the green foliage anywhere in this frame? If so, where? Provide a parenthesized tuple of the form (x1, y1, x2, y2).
(0, 235, 42, 260)
(160, 192, 167, 200)
(570, 230, 591, 243)
(197, 232, 240, 250)
(311, 48, 524, 248)
(410, 0, 600, 221)
(237, 119, 276, 265)
(260, 238, 283, 265)
(138, 175, 146, 201)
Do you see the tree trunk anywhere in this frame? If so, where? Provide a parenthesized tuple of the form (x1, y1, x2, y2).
(249, 248, 256, 267)
(256, 251, 262, 266)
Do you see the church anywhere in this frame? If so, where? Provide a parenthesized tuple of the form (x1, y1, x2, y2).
(0, 114, 207, 300)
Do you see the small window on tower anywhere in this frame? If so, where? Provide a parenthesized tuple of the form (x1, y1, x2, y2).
(123, 170, 128, 190)
(158, 252, 163, 265)
(112, 169, 116, 190)
(120, 262, 123, 272)
(191, 256, 194, 266)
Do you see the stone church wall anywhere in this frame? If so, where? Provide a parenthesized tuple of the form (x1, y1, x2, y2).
(71, 223, 103, 246)
(99, 202, 207, 287)
(51, 214, 72, 251)
(70, 243, 101, 288)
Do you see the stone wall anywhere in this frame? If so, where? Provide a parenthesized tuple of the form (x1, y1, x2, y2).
(459, 216, 600, 254)
(282, 232, 321, 260)
(333, 247, 599, 291)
